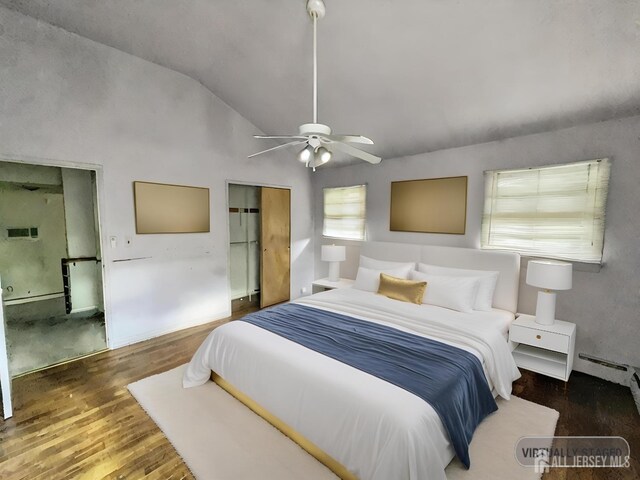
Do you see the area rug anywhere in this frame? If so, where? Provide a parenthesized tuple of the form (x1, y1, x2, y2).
(128, 365, 559, 480)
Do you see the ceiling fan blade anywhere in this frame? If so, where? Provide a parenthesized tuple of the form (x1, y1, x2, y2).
(248, 140, 307, 158)
(322, 134, 374, 145)
(328, 142, 382, 164)
(254, 135, 307, 140)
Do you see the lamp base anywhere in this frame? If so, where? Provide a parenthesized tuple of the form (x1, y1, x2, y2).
(534, 291, 556, 325)
(327, 262, 340, 282)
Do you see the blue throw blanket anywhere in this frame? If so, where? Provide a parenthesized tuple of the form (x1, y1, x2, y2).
(241, 303, 497, 468)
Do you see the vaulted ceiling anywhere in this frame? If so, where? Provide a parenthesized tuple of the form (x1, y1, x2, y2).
(2, 0, 640, 162)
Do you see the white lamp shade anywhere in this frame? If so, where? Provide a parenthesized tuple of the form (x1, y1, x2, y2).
(321, 245, 346, 262)
(526, 260, 573, 291)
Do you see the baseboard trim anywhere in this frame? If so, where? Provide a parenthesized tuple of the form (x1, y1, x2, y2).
(4, 292, 64, 306)
(70, 306, 99, 314)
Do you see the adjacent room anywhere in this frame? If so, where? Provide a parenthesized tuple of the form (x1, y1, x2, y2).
(0, 161, 106, 377)
(0, 1, 638, 479)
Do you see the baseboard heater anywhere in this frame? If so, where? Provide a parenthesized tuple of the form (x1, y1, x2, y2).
(578, 353, 628, 371)
(4, 292, 64, 306)
(579, 353, 640, 415)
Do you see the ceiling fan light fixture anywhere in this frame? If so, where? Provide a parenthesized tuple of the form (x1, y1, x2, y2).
(247, 0, 381, 167)
(315, 146, 331, 165)
(298, 144, 314, 163)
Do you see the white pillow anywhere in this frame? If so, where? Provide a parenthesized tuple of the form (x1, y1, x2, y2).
(417, 263, 499, 311)
(359, 255, 415, 273)
(409, 270, 480, 313)
(353, 266, 412, 292)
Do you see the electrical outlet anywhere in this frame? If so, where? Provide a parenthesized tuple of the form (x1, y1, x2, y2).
(301, 287, 307, 294)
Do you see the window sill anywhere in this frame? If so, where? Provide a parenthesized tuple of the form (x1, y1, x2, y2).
(322, 235, 365, 243)
(480, 246, 603, 273)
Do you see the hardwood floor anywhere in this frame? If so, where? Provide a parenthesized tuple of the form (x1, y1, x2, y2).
(0, 315, 241, 480)
(0, 312, 638, 479)
(514, 370, 640, 480)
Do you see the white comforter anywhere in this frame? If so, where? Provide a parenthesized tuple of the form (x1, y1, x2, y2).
(184, 289, 520, 480)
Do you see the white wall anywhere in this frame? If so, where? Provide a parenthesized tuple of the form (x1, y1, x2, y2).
(0, 184, 67, 301)
(61, 168, 97, 258)
(313, 115, 640, 385)
(0, 163, 62, 186)
(61, 168, 102, 313)
(0, 7, 315, 348)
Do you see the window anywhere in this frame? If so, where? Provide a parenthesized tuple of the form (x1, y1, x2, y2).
(323, 185, 366, 240)
(481, 159, 610, 263)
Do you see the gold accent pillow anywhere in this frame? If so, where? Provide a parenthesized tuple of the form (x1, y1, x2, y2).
(377, 273, 427, 305)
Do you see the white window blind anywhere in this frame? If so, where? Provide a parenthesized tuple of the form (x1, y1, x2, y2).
(481, 158, 610, 263)
(323, 185, 367, 240)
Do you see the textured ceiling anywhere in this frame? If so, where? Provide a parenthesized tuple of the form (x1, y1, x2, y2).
(2, 0, 640, 163)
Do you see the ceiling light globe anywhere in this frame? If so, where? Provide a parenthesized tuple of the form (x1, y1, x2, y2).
(298, 145, 314, 163)
(316, 146, 332, 165)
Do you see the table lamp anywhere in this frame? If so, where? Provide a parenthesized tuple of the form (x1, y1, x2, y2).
(321, 245, 346, 282)
(526, 260, 573, 325)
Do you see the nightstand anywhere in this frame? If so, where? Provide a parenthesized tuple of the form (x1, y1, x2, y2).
(312, 278, 354, 294)
(509, 314, 576, 381)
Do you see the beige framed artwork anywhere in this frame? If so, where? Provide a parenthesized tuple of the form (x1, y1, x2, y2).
(133, 181, 210, 234)
(390, 176, 467, 234)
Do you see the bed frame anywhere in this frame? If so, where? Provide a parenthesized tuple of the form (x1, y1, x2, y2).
(211, 372, 357, 480)
(213, 242, 521, 479)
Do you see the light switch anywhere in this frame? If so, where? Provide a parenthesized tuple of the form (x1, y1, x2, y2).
(110, 236, 117, 248)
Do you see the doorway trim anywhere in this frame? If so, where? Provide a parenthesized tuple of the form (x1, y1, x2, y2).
(0, 152, 113, 349)
(224, 180, 292, 315)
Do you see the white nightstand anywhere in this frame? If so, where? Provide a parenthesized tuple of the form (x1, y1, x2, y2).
(312, 278, 354, 294)
(509, 314, 576, 381)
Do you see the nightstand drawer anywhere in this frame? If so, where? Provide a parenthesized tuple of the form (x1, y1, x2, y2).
(510, 325, 569, 353)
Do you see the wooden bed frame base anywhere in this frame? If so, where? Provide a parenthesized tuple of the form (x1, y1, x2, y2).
(210, 372, 357, 480)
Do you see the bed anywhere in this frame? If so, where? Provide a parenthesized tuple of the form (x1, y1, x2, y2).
(184, 242, 521, 480)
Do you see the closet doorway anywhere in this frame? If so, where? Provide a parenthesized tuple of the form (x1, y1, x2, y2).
(0, 160, 107, 378)
(228, 184, 290, 313)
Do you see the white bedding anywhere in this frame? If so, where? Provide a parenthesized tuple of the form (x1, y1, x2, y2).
(468, 308, 515, 339)
(184, 289, 520, 480)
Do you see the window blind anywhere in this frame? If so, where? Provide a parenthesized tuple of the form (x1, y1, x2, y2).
(481, 158, 610, 263)
(323, 185, 366, 240)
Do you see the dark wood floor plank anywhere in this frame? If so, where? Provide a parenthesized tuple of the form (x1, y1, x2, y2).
(0, 315, 231, 480)
(0, 310, 637, 479)
(513, 369, 640, 479)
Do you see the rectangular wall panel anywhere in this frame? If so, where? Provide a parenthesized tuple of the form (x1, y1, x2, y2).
(134, 181, 210, 234)
(390, 176, 467, 234)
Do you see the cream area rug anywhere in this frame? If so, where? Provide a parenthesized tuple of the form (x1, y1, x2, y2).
(128, 365, 559, 480)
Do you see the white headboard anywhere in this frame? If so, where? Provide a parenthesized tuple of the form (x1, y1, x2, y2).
(360, 242, 520, 313)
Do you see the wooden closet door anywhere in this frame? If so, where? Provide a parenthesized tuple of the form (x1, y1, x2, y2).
(260, 187, 291, 308)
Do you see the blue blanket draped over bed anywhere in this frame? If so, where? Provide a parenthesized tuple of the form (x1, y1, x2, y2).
(241, 303, 497, 468)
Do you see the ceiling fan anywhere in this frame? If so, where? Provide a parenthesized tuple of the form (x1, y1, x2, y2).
(248, 0, 381, 170)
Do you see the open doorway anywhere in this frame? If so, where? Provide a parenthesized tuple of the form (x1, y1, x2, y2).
(0, 161, 106, 377)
